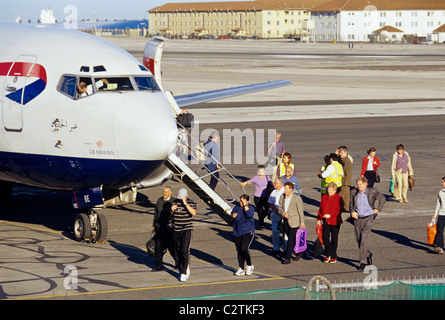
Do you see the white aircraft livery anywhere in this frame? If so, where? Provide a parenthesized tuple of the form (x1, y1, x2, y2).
(0, 23, 290, 241)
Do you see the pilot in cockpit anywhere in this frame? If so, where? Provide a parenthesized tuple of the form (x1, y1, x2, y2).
(76, 82, 88, 98)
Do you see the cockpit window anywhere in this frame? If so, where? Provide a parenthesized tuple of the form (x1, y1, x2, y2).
(58, 75, 161, 100)
(94, 77, 133, 91)
(58, 75, 93, 100)
(93, 65, 106, 72)
(134, 77, 160, 91)
(58, 75, 77, 98)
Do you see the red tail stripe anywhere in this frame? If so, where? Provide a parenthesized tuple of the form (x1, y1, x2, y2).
(0, 62, 47, 83)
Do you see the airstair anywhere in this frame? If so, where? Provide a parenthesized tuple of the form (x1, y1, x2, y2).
(144, 38, 246, 224)
(165, 121, 246, 225)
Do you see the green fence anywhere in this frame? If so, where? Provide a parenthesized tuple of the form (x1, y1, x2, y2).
(172, 281, 445, 300)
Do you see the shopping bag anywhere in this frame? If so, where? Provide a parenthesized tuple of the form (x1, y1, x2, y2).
(315, 223, 324, 245)
(427, 219, 437, 245)
(294, 228, 307, 254)
(389, 177, 395, 194)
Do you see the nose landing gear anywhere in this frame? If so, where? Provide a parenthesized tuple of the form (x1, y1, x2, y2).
(73, 210, 108, 243)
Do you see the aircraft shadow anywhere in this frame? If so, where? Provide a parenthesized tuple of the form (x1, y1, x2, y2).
(0, 187, 77, 234)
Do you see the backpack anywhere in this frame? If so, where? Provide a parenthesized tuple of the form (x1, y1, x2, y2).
(176, 112, 194, 129)
(195, 141, 207, 162)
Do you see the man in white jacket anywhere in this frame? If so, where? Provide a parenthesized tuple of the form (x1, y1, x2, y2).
(433, 177, 445, 254)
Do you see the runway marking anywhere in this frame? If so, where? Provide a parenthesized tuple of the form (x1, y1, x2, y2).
(8, 274, 284, 300)
(1, 221, 283, 300)
(0, 220, 63, 236)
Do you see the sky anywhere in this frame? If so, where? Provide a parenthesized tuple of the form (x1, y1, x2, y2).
(0, 0, 244, 22)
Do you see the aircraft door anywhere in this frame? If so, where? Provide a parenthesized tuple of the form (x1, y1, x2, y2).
(2, 55, 38, 132)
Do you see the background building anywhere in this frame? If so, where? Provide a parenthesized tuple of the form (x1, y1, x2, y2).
(311, 0, 445, 43)
(148, 0, 327, 39)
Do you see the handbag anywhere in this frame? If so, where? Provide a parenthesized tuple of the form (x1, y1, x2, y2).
(146, 231, 156, 256)
(408, 175, 415, 191)
(294, 227, 307, 254)
(389, 177, 395, 194)
(427, 218, 437, 245)
(313, 238, 324, 257)
(375, 171, 380, 183)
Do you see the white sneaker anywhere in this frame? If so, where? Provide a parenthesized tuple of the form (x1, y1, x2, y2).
(186, 265, 190, 279)
(234, 268, 245, 276)
(179, 274, 188, 282)
(245, 265, 254, 276)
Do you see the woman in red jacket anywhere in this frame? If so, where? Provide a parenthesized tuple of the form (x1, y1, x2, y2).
(361, 147, 381, 188)
(317, 183, 344, 263)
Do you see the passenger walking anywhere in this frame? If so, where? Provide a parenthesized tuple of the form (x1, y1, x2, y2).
(350, 177, 385, 270)
(204, 131, 221, 190)
(152, 186, 176, 272)
(317, 153, 343, 192)
(278, 182, 305, 264)
(319, 155, 331, 197)
(432, 177, 445, 254)
(231, 194, 255, 276)
(171, 188, 197, 282)
(317, 183, 344, 263)
(276, 152, 295, 177)
(268, 132, 285, 181)
(267, 178, 286, 254)
(282, 166, 302, 195)
(338, 146, 352, 212)
(391, 144, 414, 203)
(240, 165, 271, 229)
(361, 147, 381, 188)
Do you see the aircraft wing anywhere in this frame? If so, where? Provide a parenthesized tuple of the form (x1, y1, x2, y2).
(173, 80, 291, 107)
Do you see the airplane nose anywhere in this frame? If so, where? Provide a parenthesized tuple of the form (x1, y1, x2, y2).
(113, 93, 178, 161)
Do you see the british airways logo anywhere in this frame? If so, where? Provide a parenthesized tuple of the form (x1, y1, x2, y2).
(0, 61, 47, 105)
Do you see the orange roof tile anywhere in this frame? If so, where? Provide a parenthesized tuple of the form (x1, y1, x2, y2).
(313, 0, 445, 11)
(373, 25, 404, 33)
(433, 24, 445, 33)
(149, 0, 330, 13)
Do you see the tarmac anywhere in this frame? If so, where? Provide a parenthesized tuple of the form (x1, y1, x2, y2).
(1, 38, 445, 301)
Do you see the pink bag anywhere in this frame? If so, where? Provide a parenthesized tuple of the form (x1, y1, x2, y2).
(294, 228, 307, 254)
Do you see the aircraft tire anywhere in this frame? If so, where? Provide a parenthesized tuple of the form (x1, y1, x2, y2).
(73, 213, 92, 242)
(94, 212, 108, 242)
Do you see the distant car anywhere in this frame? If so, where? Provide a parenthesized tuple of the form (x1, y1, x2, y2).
(421, 41, 434, 45)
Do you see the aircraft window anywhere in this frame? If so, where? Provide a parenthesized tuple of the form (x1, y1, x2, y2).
(58, 75, 77, 99)
(94, 77, 133, 91)
(138, 65, 149, 72)
(93, 65, 107, 72)
(134, 76, 160, 91)
(80, 66, 90, 72)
